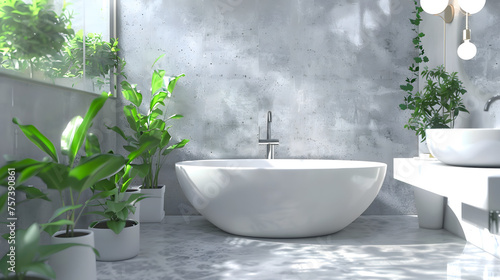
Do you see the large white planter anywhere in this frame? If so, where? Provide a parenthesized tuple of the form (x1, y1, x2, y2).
(49, 229, 96, 280)
(91, 220, 140, 261)
(140, 185, 165, 223)
(414, 187, 445, 229)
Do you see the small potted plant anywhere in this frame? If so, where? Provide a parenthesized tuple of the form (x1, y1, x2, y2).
(86, 135, 154, 261)
(0, 92, 126, 280)
(109, 56, 189, 222)
(400, 65, 469, 142)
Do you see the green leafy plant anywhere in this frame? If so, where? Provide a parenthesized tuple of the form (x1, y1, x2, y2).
(53, 30, 126, 90)
(0, 0, 74, 74)
(403, 65, 469, 140)
(399, 1, 469, 141)
(109, 56, 189, 189)
(88, 187, 145, 235)
(0, 92, 128, 237)
(86, 135, 154, 234)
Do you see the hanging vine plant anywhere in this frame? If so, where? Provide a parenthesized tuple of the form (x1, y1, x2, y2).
(400, 0, 428, 114)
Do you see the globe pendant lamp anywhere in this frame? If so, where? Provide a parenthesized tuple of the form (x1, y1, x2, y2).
(457, 14, 477, 60)
(458, 0, 486, 14)
(420, 0, 449, 15)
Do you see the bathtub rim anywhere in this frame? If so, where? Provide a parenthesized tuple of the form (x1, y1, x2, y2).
(175, 159, 387, 170)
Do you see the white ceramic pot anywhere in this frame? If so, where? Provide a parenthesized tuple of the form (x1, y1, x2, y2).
(139, 185, 166, 223)
(91, 220, 140, 261)
(414, 187, 445, 229)
(49, 229, 96, 280)
(124, 188, 141, 222)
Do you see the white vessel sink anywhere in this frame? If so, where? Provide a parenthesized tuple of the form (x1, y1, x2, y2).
(426, 128, 500, 167)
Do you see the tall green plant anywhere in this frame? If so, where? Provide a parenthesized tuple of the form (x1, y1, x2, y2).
(109, 57, 189, 189)
(0, 92, 128, 237)
(0, 0, 74, 73)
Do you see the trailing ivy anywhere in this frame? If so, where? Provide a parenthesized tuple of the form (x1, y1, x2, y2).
(400, 0, 428, 113)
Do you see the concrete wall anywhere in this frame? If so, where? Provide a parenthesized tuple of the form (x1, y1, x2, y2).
(117, 0, 419, 215)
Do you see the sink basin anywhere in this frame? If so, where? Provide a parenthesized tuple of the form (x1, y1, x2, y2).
(426, 128, 500, 167)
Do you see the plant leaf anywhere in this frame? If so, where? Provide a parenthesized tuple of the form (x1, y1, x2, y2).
(107, 220, 126, 235)
(68, 92, 111, 167)
(61, 116, 83, 156)
(68, 154, 126, 192)
(167, 73, 185, 95)
(121, 81, 143, 107)
(12, 118, 58, 162)
(151, 70, 166, 95)
(85, 133, 101, 157)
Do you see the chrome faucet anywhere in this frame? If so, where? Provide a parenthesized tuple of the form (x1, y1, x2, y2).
(484, 95, 500, 111)
(258, 111, 279, 159)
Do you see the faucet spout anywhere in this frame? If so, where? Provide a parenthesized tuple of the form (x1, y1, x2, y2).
(259, 111, 279, 159)
(267, 111, 272, 139)
(484, 95, 500, 111)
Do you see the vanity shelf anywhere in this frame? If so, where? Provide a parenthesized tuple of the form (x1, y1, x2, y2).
(394, 158, 500, 211)
(394, 157, 500, 258)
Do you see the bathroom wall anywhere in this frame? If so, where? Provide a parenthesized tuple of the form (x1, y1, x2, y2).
(0, 74, 117, 233)
(117, 0, 420, 215)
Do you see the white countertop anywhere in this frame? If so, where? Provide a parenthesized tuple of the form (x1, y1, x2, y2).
(394, 158, 500, 211)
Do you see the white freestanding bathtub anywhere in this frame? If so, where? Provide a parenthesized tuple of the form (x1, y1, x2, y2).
(175, 159, 387, 238)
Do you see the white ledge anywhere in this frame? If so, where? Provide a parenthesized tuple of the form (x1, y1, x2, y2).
(394, 158, 500, 211)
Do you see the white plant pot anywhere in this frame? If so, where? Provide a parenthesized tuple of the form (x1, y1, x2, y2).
(91, 220, 140, 261)
(414, 187, 445, 229)
(49, 229, 96, 280)
(124, 188, 141, 222)
(139, 185, 166, 223)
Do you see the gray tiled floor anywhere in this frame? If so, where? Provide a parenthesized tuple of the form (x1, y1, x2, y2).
(97, 215, 500, 280)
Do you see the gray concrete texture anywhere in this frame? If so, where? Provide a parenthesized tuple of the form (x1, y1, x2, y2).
(117, 0, 420, 215)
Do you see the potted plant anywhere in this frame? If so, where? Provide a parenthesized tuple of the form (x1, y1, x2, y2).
(0, 222, 99, 280)
(400, 1, 469, 145)
(0, 0, 73, 77)
(86, 135, 154, 261)
(109, 56, 189, 222)
(0, 92, 127, 280)
(401, 65, 469, 142)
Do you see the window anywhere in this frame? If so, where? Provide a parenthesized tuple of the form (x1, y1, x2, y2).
(0, 0, 120, 94)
